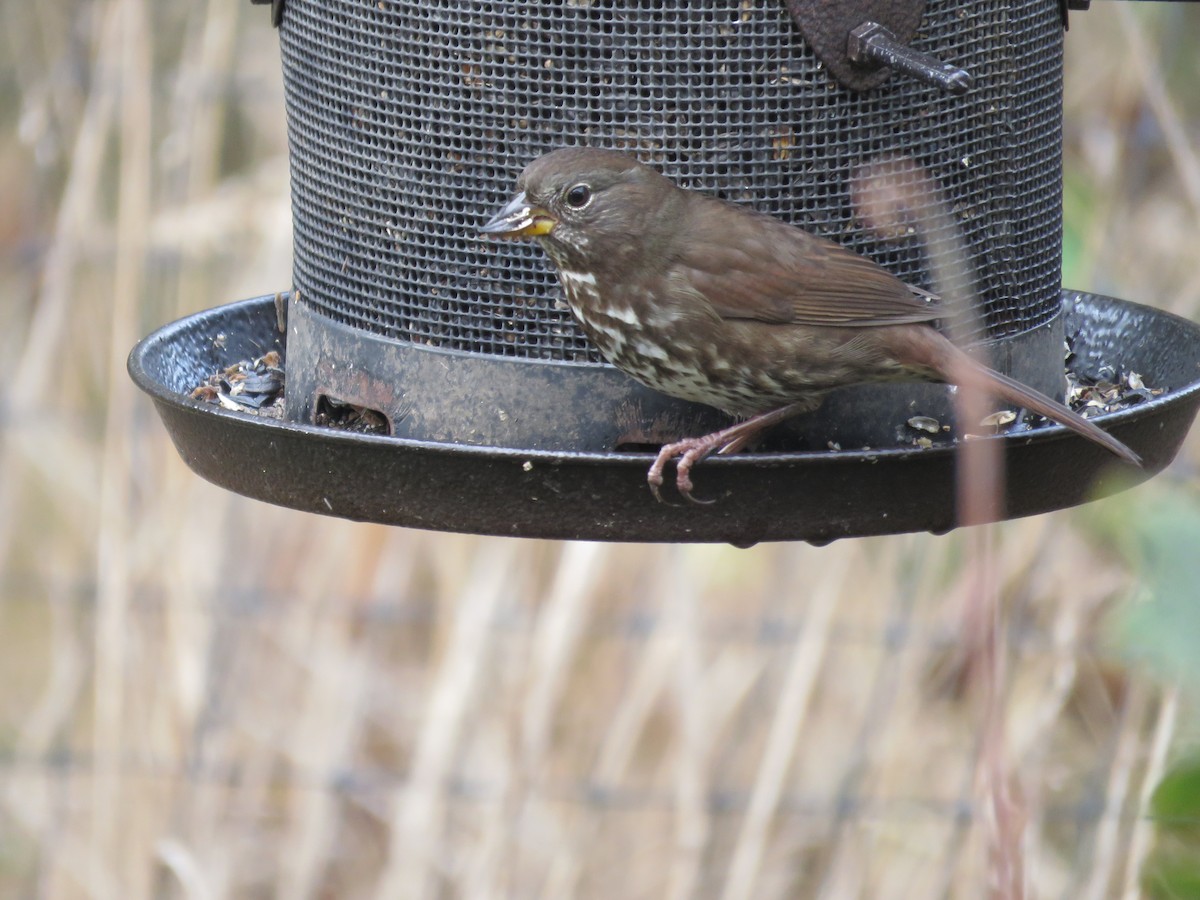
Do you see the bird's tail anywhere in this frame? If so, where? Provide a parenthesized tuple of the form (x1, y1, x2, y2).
(894, 328, 1142, 466)
(971, 362, 1141, 465)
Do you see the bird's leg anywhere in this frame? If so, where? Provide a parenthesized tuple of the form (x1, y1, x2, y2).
(648, 401, 817, 505)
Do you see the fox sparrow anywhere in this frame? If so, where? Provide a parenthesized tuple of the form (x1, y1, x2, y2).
(482, 147, 1140, 503)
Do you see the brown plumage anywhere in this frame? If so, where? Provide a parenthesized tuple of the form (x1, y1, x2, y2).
(482, 147, 1140, 502)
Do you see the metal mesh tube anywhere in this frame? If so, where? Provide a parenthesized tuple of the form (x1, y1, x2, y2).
(280, 0, 1063, 361)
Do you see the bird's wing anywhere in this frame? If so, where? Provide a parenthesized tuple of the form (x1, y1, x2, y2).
(667, 196, 941, 328)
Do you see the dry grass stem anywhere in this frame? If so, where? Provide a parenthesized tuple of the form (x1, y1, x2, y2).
(723, 547, 847, 900)
(1121, 688, 1179, 900)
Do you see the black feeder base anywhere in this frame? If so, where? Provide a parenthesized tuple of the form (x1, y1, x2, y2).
(129, 291, 1200, 545)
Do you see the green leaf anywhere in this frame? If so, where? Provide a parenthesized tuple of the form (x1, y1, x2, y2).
(1142, 850, 1200, 900)
(1151, 758, 1200, 835)
(1081, 482, 1200, 691)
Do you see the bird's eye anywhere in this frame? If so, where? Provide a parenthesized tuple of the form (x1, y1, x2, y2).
(564, 184, 592, 209)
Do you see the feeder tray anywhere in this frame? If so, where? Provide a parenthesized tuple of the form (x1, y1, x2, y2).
(130, 0, 1199, 542)
(129, 290, 1200, 545)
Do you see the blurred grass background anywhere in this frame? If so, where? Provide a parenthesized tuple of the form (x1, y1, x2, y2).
(1, 2, 1198, 898)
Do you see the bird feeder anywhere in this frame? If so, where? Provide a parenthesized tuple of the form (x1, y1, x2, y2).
(129, 0, 1200, 544)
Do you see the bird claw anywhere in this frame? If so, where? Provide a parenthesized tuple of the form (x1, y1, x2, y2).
(646, 469, 674, 506)
(681, 486, 717, 507)
(674, 448, 718, 506)
(647, 451, 678, 506)
(644, 404, 816, 504)
(647, 437, 723, 505)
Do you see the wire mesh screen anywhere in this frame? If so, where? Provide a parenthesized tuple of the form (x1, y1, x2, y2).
(279, 0, 1064, 361)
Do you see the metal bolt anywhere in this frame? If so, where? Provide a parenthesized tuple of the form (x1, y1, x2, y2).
(847, 21, 973, 95)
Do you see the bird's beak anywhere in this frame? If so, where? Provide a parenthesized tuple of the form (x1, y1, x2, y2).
(480, 191, 557, 239)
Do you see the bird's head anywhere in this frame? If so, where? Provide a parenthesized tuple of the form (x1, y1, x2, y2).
(481, 148, 678, 271)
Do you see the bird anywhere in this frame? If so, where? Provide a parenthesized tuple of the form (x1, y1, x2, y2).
(481, 147, 1141, 503)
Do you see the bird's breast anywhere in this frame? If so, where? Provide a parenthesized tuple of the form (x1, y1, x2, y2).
(554, 270, 919, 416)
(555, 270, 764, 411)
(557, 270, 644, 361)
